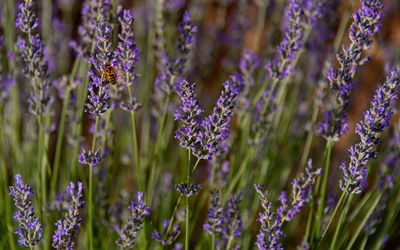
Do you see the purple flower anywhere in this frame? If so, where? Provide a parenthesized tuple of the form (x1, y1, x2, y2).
(175, 183, 202, 197)
(9, 174, 42, 247)
(15, 0, 51, 116)
(70, 0, 110, 59)
(255, 160, 322, 249)
(194, 74, 244, 160)
(318, 0, 384, 140)
(116, 9, 142, 112)
(203, 190, 224, 236)
(152, 219, 180, 246)
(52, 182, 85, 250)
(78, 147, 102, 166)
(115, 192, 150, 249)
(174, 80, 204, 151)
(340, 67, 400, 194)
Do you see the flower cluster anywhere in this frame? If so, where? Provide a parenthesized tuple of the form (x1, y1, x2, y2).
(116, 9, 142, 112)
(340, 67, 400, 194)
(52, 182, 85, 250)
(255, 160, 322, 249)
(175, 183, 202, 197)
(318, 0, 384, 140)
(15, 0, 51, 116)
(203, 190, 242, 249)
(78, 147, 102, 166)
(265, 0, 304, 80)
(70, 0, 110, 60)
(195, 74, 244, 159)
(174, 80, 203, 150)
(9, 174, 42, 247)
(152, 219, 181, 246)
(115, 192, 151, 249)
(237, 49, 260, 114)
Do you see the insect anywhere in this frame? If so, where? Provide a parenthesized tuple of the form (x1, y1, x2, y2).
(100, 62, 120, 85)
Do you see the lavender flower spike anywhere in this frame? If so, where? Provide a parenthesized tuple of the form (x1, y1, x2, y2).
(52, 182, 85, 250)
(340, 67, 400, 194)
(116, 9, 142, 112)
(194, 74, 244, 160)
(116, 192, 150, 249)
(175, 80, 203, 151)
(318, 0, 384, 140)
(9, 174, 42, 247)
(203, 190, 223, 236)
(152, 219, 181, 246)
(255, 160, 322, 249)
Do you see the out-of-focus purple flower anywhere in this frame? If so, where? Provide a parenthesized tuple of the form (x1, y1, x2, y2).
(70, 0, 110, 59)
(115, 192, 150, 249)
(152, 219, 181, 246)
(52, 182, 85, 250)
(340, 67, 400, 194)
(174, 80, 203, 151)
(116, 9, 142, 113)
(255, 160, 321, 249)
(203, 190, 242, 249)
(9, 174, 42, 247)
(194, 74, 244, 160)
(175, 183, 202, 197)
(0, 75, 16, 103)
(237, 49, 260, 114)
(318, 0, 384, 140)
(203, 190, 224, 235)
(15, 0, 51, 116)
(78, 147, 102, 166)
(265, 0, 305, 80)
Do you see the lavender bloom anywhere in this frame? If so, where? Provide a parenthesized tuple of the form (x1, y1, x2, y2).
(194, 74, 244, 160)
(237, 49, 260, 114)
(174, 80, 203, 151)
(340, 67, 400, 194)
(15, 0, 51, 116)
(115, 192, 150, 249)
(203, 191, 224, 236)
(85, 69, 111, 115)
(318, 0, 384, 140)
(70, 0, 110, 59)
(0, 75, 16, 103)
(52, 182, 85, 250)
(220, 191, 242, 249)
(116, 9, 142, 112)
(265, 0, 304, 80)
(78, 147, 102, 166)
(152, 219, 181, 246)
(175, 183, 202, 197)
(255, 160, 322, 249)
(9, 174, 42, 247)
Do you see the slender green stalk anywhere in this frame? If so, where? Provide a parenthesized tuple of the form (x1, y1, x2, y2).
(360, 234, 368, 250)
(332, 0, 355, 59)
(299, 106, 319, 167)
(319, 191, 346, 244)
(127, 87, 144, 192)
(212, 235, 216, 250)
(346, 192, 382, 250)
(185, 150, 191, 250)
(225, 149, 252, 199)
(315, 139, 334, 237)
(330, 194, 353, 250)
(51, 59, 80, 199)
(254, 1, 267, 53)
(88, 112, 100, 250)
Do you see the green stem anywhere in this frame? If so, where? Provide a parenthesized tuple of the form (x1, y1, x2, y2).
(225, 149, 252, 199)
(127, 87, 144, 192)
(332, 0, 355, 58)
(319, 191, 346, 244)
(360, 234, 368, 250)
(88, 114, 100, 250)
(254, 1, 267, 53)
(330, 193, 353, 250)
(299, 106, 319, 167)
(51, 59, 80, 198)
(212, 235, 216, 250)
(185, 150, 191, 250)
(346, 192, 382, 250)
(315, 139, 334, 237)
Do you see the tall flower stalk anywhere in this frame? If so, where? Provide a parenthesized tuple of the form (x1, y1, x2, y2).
(115, 9, 143, 192)
(79, 23, 113, 250)
(15, 0, 51, 218)
(321, 67, 400, 247)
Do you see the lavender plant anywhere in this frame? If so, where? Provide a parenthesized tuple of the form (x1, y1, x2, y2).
(2, 0, 400, 249)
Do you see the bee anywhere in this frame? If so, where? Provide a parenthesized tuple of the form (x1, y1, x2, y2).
(101, 62, 119, 85)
